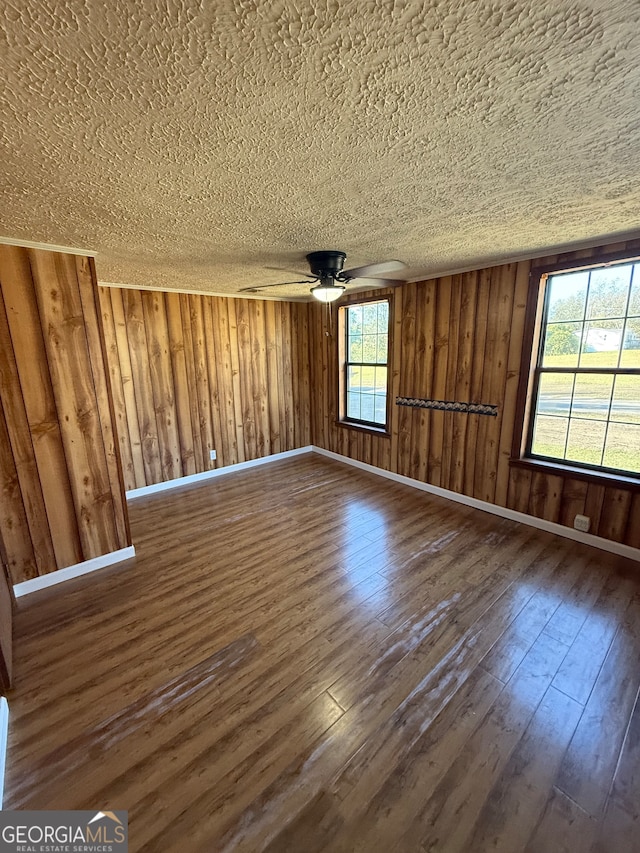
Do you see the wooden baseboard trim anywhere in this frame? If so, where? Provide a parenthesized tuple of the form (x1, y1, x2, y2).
(13, 546, 137, 598)
(312, 447, 640, 563)
(0, 697, 8, 808)
(125, 447, 314, 500)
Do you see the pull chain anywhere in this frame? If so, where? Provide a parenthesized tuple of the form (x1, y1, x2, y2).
(325, 301, 334, 337)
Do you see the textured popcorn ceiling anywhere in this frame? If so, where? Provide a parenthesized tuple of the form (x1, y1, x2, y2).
(1, 1, 640, 299)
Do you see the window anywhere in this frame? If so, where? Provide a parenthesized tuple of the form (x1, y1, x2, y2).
(525, 256, 640, 477)
(340, 298, 390, 430)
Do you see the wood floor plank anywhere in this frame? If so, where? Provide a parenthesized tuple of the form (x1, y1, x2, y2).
(398, 630, 571, 853)
(467, 685, 583, 852)
(524, 787, 598, 853)
(2, 454, 637, 852)
(554, 592, 640, 817)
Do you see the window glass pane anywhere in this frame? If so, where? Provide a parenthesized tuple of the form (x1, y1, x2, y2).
(536, 372, 575, 417)
(348, 305, 363, 332)
(362, 334, 377, 362)
(578, 320, 623, 368)
(348, 334, 362, 361)
(620, 317, 640, 366)
(377, 301, 389, 331)
(565, 419, 606, 466)
(531, 415, 569, 459)
(603, 422, 640, 474)
(586, 265, 632, 320)
(377, 334, 388, 363)
(374, 396, 387, 424)
(570, 374, 614, 421)
(629, 266, 640, 315)
(610, 375, 640, 424)
(360, 394, 375, 422)
(363, 303, 378, 333)
(542, 322, 581, 367)
(358, 365, 374, 394)
(347, 366, 361, 392)
(546, 272, 588, 322)
(347, 392, 361, 420)
(374, 366, 387, 393)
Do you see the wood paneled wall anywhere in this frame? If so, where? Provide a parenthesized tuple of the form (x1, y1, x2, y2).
(0, 246, 131, 585)
(308, 240, 640, 549)
(98, 288, 311, 491)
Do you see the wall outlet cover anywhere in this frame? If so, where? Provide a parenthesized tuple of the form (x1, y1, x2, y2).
(574, 514, 590, 533)
(210, 449, 217, 461)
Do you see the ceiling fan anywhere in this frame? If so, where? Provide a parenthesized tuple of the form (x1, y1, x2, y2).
(239, 251, 407, 302)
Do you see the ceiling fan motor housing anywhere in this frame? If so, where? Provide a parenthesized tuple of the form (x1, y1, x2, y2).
(306, 250, 347, 280)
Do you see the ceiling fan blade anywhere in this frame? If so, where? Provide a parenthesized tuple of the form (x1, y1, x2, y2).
(264, 266, 316, 278)
(342, 259, 407, 280)
(344, 276, 405, 289)
(238, 279, 317, 293)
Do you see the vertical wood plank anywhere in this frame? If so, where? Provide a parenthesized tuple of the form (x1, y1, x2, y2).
(202, 297, 225, 464)
(584, 484, 606, 535)
(428, 276, 452, 488)
(0, 246, 82, 568)
(226, 299, 246, 463)
(179, 293, 205, 473)
(494, 261, 530, 507)
(210, 297, 237, 467)
(397, 283, 417, 478)
(0, 398, 38, 583)
(598, 488, 633, 543)
(474, 264, 515, 504)
(141, 291, 181, 481)
(29, 250, 119, 557)
(441, 273, 462, 489)
(110, 288, 147, 489)
(296, 301, 311, 448)
(507, 466, 533, 514)
(98, 287, 138, 492)
(165, 293, 196, 476)
(78, 262, 131, 550)
(123, 289, 163, 485)
(282, 302, 297, 451)
(413, 281, 436, 483)
(625, 494, 640, 549)
(234, 298, 256, 459)
(189, 294, 215, 467)
(264, 301, 281, 455)
(252, 300, 269, 456)
(448, 270, 477, 494)
(464, 267, 491, 497)
(0, 286, 57, 576)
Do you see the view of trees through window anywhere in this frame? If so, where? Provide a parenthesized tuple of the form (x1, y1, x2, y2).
(529, 260, 640, 475)
(344, 299, 389, 427)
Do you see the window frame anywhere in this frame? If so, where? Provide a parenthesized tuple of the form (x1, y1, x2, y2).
(512, 249, 640, 488)
(337, 294, 392, 435)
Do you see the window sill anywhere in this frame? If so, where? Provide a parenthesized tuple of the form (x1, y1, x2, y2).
(509, 457, 640, 492)
(337, 420, 391, 438)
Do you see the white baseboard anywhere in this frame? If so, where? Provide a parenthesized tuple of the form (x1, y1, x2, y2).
(0, 697, 7, 808)
(13, 546, 136, 598)
(125, 447, 314, 500)
(312, 447, 640, 563)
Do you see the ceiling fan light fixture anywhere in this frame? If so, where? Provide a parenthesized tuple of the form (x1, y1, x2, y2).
(311, 283, 345, 303)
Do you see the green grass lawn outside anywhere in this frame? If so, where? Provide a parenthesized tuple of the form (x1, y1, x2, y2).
(534, 350, 640, 473)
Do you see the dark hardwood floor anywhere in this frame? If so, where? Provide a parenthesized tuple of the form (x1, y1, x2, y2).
(4, 453, 640, 851)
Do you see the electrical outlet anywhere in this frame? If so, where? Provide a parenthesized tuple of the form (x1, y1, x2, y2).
(209, 449, 217, 461)
(574, 514, 590, 533)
